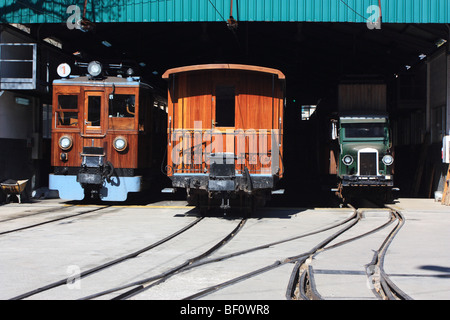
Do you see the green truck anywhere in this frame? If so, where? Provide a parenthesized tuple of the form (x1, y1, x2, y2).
(331, 79, 396, 203)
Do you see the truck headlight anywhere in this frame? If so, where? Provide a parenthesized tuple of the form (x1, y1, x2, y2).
(383, 155, 394, 166)
(342, 155, 353, 166)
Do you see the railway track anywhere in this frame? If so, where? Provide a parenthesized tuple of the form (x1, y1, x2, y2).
(295, 205, 411, 300)
(172, 205, 410, 301)
(180, 206, 359, 300)
(3, 201, 413, 300)
(10, 215, 204, 300)
(103, 218, 248, 300)
(9, 210, 249, 300)
(0, 203, 76, 223)
(0, 204, 110, 236)
(13, 207, 356, 300)
(126, 208, 360, 300)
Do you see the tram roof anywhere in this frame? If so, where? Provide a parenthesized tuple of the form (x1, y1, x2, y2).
(53, 76, 152, 88)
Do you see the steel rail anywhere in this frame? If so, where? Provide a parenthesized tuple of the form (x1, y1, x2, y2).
(80, 218, 247, 300)
(83, 208, 358, 300)
(297, 205, 411, 300)
(187, 207, 361, 300)
(286, 205, 361, 299)
(12, 206, 360, 300)
(293, 205, 395, 299)
(183, 260, 286, 300)
(0, 205, 110, 236)
(374, 206, 412, 300)
(180, 210, 357, 300)
(0, 204, 77, 223)
(297, 207, 396, 300)
(296, 265, 322, 300)
(189, 209, 358, 270)
(10, 216, 204, 300)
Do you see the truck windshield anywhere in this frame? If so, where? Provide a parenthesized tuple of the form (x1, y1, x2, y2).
(343, 123, 385, 138)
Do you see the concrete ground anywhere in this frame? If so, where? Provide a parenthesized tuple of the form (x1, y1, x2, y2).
(0, 198, 449, 300)
(384, 199, 450, 300)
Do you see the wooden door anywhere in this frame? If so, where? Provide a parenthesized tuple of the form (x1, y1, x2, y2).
(213, 85, 236, 156)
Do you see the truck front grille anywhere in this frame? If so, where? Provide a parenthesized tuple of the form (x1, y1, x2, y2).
(359, 152, 377, 176)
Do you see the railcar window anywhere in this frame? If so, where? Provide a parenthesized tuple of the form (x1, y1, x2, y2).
(215, 86, 235, 127)
(87, 96, 101, 126)
(343, 123, 385, 138)
(109, 94, 135, 118)
(57, 95, 78, 126)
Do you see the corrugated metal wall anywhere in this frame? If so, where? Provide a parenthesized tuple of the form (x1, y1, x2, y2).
(1, 0, 450, 24)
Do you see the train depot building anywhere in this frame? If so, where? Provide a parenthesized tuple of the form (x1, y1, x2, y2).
(2, 0, 450, 205)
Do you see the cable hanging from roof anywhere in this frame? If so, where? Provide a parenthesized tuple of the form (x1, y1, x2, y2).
(338, 0, 369, 22)
(206, 0, 241, 48)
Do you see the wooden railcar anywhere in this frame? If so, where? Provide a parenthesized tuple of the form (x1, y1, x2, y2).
(49, 62, 167, 201)
(162, 64, 285, 210)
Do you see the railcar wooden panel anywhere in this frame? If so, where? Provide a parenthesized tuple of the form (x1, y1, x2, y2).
(106, 133, 139, 168)
(51, 131, 81, 167)
(165, 64, 285, 178)
(181, 72, 213, 129)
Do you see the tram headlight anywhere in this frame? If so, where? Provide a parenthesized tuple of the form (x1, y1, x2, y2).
(383, 155, 394, 166)
(87, 61, 102, 77)
(342, 155, 353, 166)
(113, 136, 127, 152)
(58, 135, 73, 151)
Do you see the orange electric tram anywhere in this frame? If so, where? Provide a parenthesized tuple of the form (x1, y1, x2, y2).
(49, 61, 167, 201)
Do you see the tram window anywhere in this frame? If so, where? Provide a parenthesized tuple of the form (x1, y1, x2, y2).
(57, 95, 78, 127)
(57, 111, 78, 126)
(215, 86, 235, 127)
(58, 95, 78, 109)
(109, 94, 135, 118)
(88, 96, 101, 126)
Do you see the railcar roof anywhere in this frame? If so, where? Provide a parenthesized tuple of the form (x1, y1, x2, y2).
(162, 64, 285, 80)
